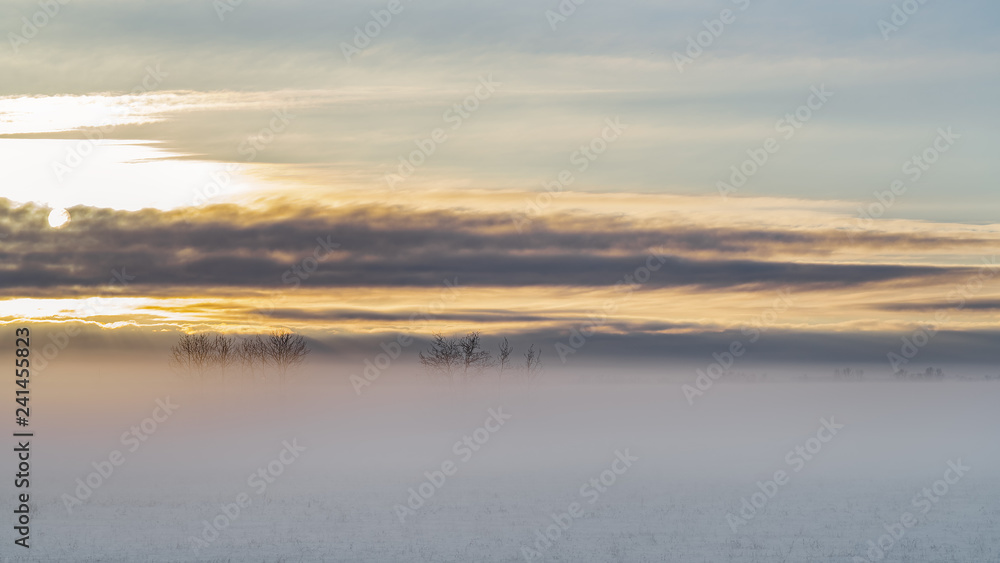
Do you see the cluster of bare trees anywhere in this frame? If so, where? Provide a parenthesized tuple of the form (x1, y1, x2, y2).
(833, 367, 865, 381)
(418, 332, 542, 383)
(894, 366, 944, 380)
(169, 331, 310, 382)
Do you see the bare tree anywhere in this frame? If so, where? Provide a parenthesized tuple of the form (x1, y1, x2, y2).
(169, 335, 195, 375)
(893, 366, 938, 380)
(458, 331, 492, 382)
(833, 367, 864, 381)
(237, 335, 269, 381)
(419, 333, 461, 381)
(266, 331, 310, 380)
(252, 335, 271, 373)
(169, 333, 214, 380)
(212, 334, 238, 380)
(497, 337, 513, 379)
(524, 344, 542, 380)
(237, 337, 256, 378)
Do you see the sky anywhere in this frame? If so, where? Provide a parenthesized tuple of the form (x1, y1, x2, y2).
(1, 0, 998, 369)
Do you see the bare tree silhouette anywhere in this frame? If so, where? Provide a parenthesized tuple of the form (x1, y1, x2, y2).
(237, 335, 268, 381)
(895, 366, 944, 380)
(212, 334, 238, 381)
(169, 333, 214, 380)
(419, 333, 462, 381)
(497, 337, 513, 379)
(266, 331, 311, 380)
(524, 344, 543, 380)
(458, 331, 492, 382)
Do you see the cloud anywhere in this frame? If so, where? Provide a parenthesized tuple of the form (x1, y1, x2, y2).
(253, 307, 703, 331)
(0, 198, 986, 293)
(2, 0, 998, 221)
(878, 300, 1000, 312)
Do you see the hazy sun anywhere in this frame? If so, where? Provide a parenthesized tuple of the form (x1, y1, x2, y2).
(48, 208, 71, 228)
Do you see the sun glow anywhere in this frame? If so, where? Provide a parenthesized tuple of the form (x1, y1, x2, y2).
(0, 139, 265, 211)
(47, 208, 71, 228)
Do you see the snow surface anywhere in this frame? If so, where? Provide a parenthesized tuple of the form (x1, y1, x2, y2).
(5, 363, 999, 562)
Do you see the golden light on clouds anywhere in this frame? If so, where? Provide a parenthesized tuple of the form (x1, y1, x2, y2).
(3, 279, 999, 338)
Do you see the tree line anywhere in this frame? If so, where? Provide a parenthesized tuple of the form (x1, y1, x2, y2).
(418, 332, 542, 382)
(169, 329, 539, 386)
(169, 331, 310, 382)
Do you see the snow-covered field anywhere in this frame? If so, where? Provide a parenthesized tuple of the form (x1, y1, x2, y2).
(8, 363, 1000, 562)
